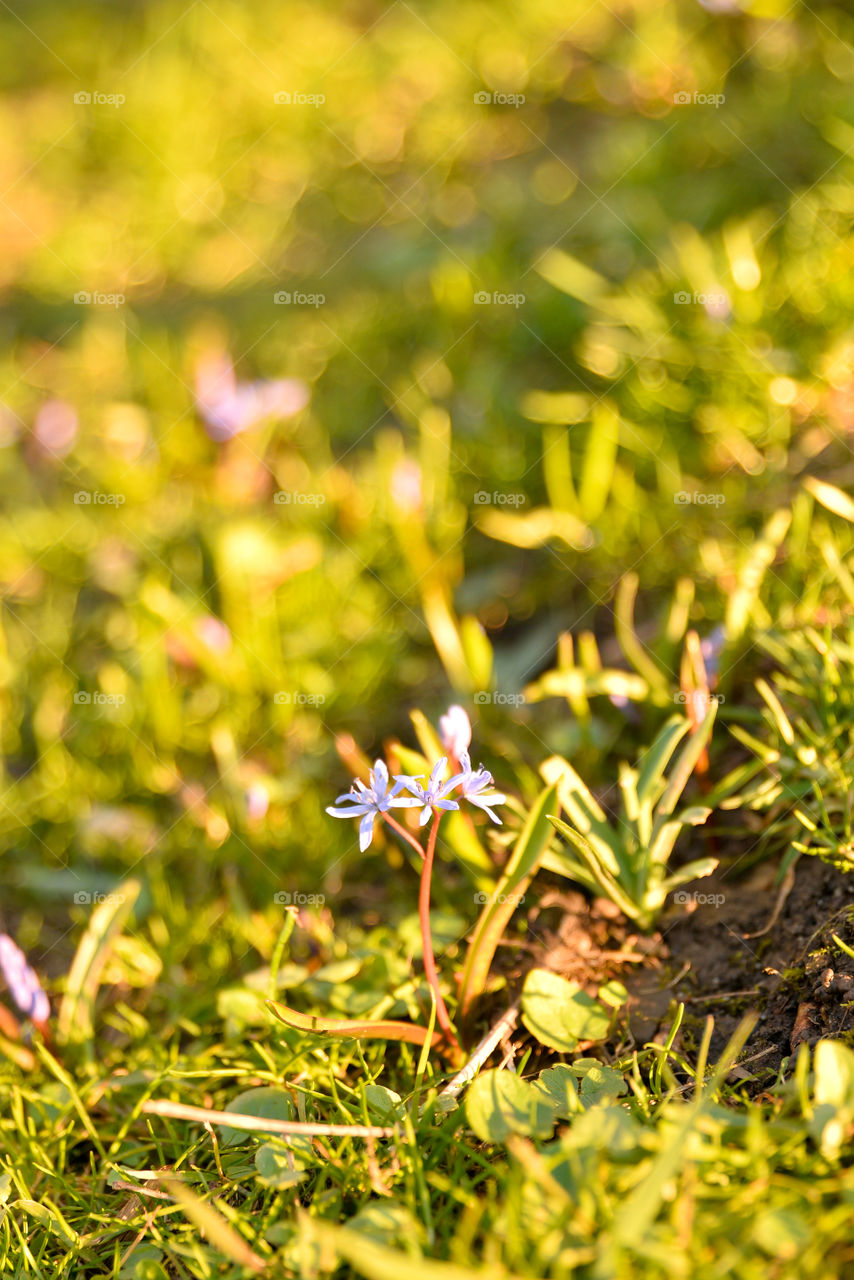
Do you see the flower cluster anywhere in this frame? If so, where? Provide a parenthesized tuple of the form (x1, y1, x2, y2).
(326, 707, 506, 851)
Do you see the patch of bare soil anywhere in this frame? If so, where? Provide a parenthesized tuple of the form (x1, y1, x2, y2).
(626, 857, 854, 1086)
(493, 859, 854, 1087)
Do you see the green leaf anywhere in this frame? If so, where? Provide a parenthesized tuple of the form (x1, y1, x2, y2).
(219, 1087, 293, 1147)
(571, 1059, 628, 1106)
(534, 1064, 579, 1119)
(653, 702, 717, 825)
(461, 615, 493, 691)
(521, 968, 611, 1052)
(458, 784, 557, 1019)
(363, 1084, 404, 1122)
(466, 1069, 556, 1142)
(546, 817, 640, 920)
(635, 716, 691, 807)
(255, 1141, 308, 1188)
(58, 877, 140, 1049)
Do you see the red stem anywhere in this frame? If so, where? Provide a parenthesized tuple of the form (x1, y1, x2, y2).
(381, 812, 425, 861)
(419, 814, 461, 1051)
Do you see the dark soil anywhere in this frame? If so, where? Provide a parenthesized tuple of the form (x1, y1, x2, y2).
(627, 857, 854, 1087)
(504, 858, 854, 1088)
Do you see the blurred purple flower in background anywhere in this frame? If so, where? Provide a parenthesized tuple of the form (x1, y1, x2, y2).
(195, 615, 233, 654)
(195, 352, 310, 442)
(701, 625, 727, 682)
(34, 399, 78, 456)
(439, 704, 471, 760)
(0, 933, 49, 1024)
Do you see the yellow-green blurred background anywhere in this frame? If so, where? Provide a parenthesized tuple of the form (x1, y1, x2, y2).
(3, 0, 854, 923)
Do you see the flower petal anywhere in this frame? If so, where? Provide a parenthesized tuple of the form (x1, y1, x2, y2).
(359, 811, 376, 851)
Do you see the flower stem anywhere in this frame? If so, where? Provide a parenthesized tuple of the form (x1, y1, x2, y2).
(381, 812, 425, 861)
(419, 814, 461, 1051)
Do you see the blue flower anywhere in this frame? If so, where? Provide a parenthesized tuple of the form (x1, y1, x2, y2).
(0, 934, 49, 1024)
(396, 757, 462, 827)
(455, 751, 506, 824)
(326, 760, 419, 851)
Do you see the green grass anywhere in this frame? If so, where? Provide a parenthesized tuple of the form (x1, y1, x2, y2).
(5, 0, 854, 1275)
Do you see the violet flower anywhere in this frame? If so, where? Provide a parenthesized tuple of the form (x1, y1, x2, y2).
(396, 757, 462, 827)
(195, 352, 310, 442)
(326, 760, 419, 851)
(0, 934, 49, 1024)
(439, 705, 471, 760)
(454, 751, 506, 824)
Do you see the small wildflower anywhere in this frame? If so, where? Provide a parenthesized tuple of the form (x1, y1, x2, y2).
(455, 751, 506, 824)
(438, 704, 471, 760)
(195, 352, 310, 442)
(326, 759, 419, 851)
(0, 934, 49, 1024)
(34, 399, 78, 457)
(397, 757, 461, 827)
(246, 782, 270, 821)
(700, 625, 727, 682)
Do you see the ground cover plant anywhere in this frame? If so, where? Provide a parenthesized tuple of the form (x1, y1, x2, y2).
(6, 0, 854, 1277)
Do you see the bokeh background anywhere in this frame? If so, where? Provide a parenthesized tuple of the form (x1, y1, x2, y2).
(3, 0, 854, 960)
